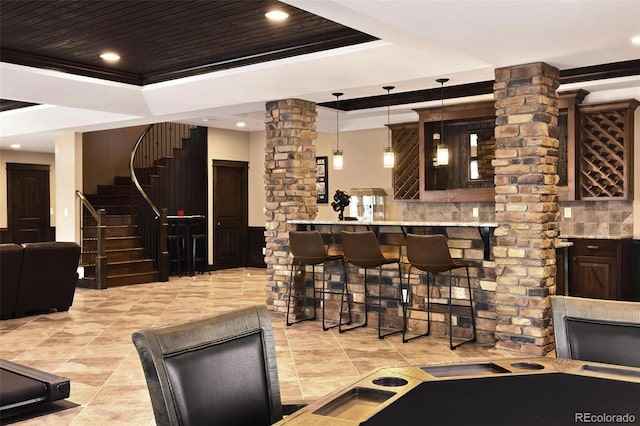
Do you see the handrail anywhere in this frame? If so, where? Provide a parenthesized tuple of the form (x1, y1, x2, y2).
(76, 190, 100, 219)
(76, 190, 107, 290)
(130, 124, 161, 218)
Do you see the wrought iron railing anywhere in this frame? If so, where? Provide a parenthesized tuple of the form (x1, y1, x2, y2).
(76, 190, 107, 290)
(130, 123, 190, 281)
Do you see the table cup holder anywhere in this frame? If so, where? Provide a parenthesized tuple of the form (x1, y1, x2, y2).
(372, 377, 409, 387)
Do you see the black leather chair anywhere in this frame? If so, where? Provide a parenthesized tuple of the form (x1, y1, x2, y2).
(550, 295, 640, 368)
(132, 305, 303, 426)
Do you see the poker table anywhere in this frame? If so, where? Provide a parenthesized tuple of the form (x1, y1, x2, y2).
(277, 358, 640, 426)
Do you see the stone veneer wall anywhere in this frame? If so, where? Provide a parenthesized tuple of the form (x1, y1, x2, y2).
(492, 62, 560, 355)
(264, 99, 318, 315)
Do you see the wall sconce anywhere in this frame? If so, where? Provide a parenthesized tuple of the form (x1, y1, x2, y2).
(435, 78, 449, 167)
(332, 92, 344, 170)
(383, 86, 395, 168)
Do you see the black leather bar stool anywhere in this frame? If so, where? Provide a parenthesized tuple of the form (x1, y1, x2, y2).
(167, 225, 186, 276)
(287, 231, 348, 331)
(191, 233, 210, 275)
(404, 234, 476, 349)
(339, 230, 403, 339)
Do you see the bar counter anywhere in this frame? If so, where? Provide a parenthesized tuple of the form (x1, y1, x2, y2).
(288, 220, 499, 261)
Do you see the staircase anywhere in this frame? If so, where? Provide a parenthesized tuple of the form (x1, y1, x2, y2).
(80, 177, 159, 287)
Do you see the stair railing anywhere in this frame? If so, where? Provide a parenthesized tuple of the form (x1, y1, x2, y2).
(130, 123, 194, 282)
(76, 190, 107, 290)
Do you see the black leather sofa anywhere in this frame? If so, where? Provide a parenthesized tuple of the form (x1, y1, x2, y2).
(0, 242, 81, 319)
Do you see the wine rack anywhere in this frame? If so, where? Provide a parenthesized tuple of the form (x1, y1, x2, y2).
(578, 100, 638, 200)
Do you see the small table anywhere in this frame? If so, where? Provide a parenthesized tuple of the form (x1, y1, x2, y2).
(167, 215, 206, 276)
(277, 358, 640, 425)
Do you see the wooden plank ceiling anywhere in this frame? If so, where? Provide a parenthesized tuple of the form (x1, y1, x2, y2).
(0, 0, 376, 85)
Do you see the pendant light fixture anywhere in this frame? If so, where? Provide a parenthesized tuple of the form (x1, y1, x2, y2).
(435, 78, 449, 167)
(383, 86, 395, 168)
(332, 92, 344, 170)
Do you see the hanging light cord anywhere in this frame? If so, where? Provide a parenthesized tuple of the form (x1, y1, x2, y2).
(383, 86, 394, 148)
(332, 92, 342, 151)
(436, 78, 448, 141)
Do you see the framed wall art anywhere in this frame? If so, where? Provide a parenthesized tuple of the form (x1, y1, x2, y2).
(316, 156, 328, 204)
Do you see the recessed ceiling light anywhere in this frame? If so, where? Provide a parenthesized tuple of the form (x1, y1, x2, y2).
(236, 121, 246, 128)
(10, 144, 21, 149)
(632, 35, 640, 45)
(100, 52, 120, 62)
(202, 118, 210, 122)
(265, 10, 289, 21)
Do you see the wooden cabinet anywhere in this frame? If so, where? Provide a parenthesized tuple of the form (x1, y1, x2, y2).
(569, 239, 633, 300)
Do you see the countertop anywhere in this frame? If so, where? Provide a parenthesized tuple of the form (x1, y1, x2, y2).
(288, 220, 499, 227)
(560, 234, 634, 240)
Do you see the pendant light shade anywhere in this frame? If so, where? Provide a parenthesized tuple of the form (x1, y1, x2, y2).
(435, 78, 449, 167)
(332, 92, 344, 170)
(383, 85, 395, 168)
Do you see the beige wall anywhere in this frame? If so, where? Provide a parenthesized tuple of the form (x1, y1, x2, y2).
(0, 149, 56, 229)
(83, 125, 146, 194)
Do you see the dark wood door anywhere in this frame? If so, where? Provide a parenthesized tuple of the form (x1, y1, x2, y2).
(212, 160, 248, 269)
(7, 163, 51, 243)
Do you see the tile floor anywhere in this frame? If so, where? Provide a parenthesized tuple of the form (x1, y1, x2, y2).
(1, 268, 519, 425)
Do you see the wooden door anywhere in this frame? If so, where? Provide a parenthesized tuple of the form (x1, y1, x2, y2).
(7, 163, 51, 243)
(212, 160, 248, 269)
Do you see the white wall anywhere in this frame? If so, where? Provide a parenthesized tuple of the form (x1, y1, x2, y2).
(0, 149, 56, 229)
(54, 131, 82, 243)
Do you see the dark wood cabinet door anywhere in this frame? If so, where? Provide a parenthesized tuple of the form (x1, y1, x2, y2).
(570, 255, 616, 299)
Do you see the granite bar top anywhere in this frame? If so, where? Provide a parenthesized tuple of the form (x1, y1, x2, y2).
(288, 220, 499, 228)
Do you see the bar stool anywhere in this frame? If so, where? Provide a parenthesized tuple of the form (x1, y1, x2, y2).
(287, 231, 348, 331)
(404, 234, 476, 349)
(167, 225, 186, 276)
(339, 230, 403, 339)
(191, 233, 210, 275)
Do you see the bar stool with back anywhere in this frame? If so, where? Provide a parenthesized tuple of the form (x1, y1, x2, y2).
(405, 234, 476, 349)
(286, 231, 349, 331)
(339, 230, 404, 339)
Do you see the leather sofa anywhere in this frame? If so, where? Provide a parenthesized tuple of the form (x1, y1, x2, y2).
(0, 242, 81, 319)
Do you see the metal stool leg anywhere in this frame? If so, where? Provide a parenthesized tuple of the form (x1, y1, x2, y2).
(449, 265, 476, 350)
(339, 265, 368, 333)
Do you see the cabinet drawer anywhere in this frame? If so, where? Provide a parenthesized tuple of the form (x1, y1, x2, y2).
(571, 239, 618, 257)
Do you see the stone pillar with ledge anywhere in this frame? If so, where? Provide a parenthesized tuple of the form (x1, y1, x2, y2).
(493, 62, 560, 355)
(264, 99, 318, 315)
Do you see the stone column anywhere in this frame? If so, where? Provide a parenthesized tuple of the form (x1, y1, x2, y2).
(493, 62, 560, 355)
(264, 99, 318, 315)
